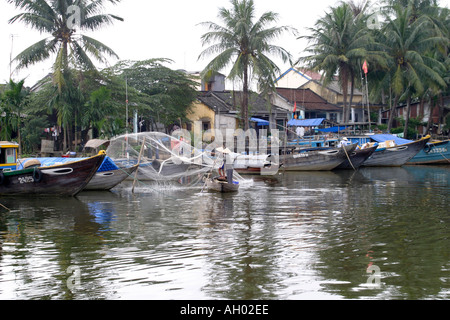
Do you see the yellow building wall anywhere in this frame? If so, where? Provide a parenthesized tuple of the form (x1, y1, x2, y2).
(187, 101, 215, 127)
(186, 100, 216, 141)
(303, 82, 363, 106)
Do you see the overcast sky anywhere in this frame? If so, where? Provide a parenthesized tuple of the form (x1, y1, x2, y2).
(0, 0, 342, 87)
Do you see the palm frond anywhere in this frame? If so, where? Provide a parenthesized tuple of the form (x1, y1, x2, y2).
(13, 37, 58, 69)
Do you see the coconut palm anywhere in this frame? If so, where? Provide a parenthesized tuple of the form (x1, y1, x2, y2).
(299, 2, 375, 123)
(380, 3, 447, 134)
(7, 0, 123, 92)
(198, 0, 294, 130)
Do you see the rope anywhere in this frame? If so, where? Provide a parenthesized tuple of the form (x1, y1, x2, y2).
(342, 144, 356, 171)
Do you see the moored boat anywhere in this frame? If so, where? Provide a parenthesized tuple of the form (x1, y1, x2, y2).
(84, 164, 138, 190)
(335, 145, 378, 170)
(19, 156, 136, 191)
(0, 151, 106, 196)
(233, 154, 281, 176)
(407, 139, 450, 165)
(280, 144, 356, 171)
(361, 135, 430, 167)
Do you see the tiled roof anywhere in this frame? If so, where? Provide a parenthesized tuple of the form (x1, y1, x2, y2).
(276, 88, 341, 112)
(197, 91, 289, 115)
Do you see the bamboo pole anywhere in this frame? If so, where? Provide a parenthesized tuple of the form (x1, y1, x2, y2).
(132, 137, 146, 193)
(0, 202, 10, 211)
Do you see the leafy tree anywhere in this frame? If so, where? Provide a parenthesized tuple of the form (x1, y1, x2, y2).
(7, 0, 123, 91)
(7, 0, 123, 151)
(106, 59, 199, 131)
(199, 0, 294, 130)
(380, 2, 447, 134)
(20, 115, 49, 155)
(1, 79, 29, 156)
(299, 2, 378, 123)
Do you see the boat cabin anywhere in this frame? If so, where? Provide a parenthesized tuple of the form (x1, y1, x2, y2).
(0, 142, 18, 172)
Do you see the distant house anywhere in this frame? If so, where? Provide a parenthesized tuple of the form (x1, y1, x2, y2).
(187, 89, 295, 141)
(276, 88, 342, 124)
(382, 96, 450, 136)
(276, 68, 382, 125)
(275, 67, 322, 89)
(300, 79, 370, 124)
(186, 72, 295, 139)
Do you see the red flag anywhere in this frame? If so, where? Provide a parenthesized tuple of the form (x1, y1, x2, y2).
(362, 60, 368, 74)
(293, 102, 297, 113)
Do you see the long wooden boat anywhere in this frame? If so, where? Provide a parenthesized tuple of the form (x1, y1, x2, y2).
(205, 177, 239, 193)
(362, 136, 430, 167)
(19, 156, 135, 191)
(407, 139, 450, 165)
(335, 145, 378, 170)
(280, 144, 356, 171)
(0, 152, 106, 196)
(84, 164, 138, 190)
(233, 154, 281, 176)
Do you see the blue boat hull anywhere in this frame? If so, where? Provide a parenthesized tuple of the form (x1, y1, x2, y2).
(408, 140, 450, 165)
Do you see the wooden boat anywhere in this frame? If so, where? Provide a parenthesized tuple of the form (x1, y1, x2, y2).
(0, 141, 20, 172)
(362, 136, 430, 167)
(234, 154, 281, 176)
(280, 144, 356, 171)
(335, 145, 378, 170)
(19, 156, 136, 191)
(84, 164, 138, 190)
(407, 139, 450, 165)
(205, 176, 239, 193)
(0, 151, 106, 196)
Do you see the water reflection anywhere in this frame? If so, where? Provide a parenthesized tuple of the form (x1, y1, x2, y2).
(0, 166, 448, 300)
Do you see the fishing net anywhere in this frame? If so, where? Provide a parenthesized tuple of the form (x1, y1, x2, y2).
(106, 131, 247, 188)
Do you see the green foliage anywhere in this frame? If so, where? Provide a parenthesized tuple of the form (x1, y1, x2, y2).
(199, 0, 295, 129)
(7, 0, 123, 91)
(105, 59, 199, 128)
(20, 116, 49, 154)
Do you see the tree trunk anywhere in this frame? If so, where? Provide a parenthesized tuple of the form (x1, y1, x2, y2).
(17, 111, 22, 157)
(387, 95, 398, 132)
(403, 96, 411, 138)
(349, 77, 355, 123)
(63, 125, 67, 153)
(425, 97, 435, 135)
(438, 94, 444, 135)
(243, 66, 249, 131)
(341, 65, 350, 123)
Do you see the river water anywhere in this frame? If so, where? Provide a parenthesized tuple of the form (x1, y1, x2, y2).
(0, 165, 449, 300)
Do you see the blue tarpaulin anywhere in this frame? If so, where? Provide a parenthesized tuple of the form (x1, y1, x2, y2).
(287, 118, 325, 127)
(18, 156, 119, 172)
(369, 134, 413, 146)
(318, 126, 348, 133)
(250, 117, 270, 126)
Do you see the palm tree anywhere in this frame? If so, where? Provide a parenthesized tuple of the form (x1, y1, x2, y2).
(198, 0, 294, 130)
(2, 79, 29, 156)
(7, 0, 123, 92)
(380, 3, 447, 134)
(299, 2, 374, 123)
(7, 0, 123, 151)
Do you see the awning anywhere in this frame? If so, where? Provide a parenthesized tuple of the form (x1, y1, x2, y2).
(250, 117, 270, 126)
(318, 126, 347, 133)
(287, 118, 325, 127)
(369, 134, 413, 146)
(84, 139, 110, 149)
(18, 156, 118, 173)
